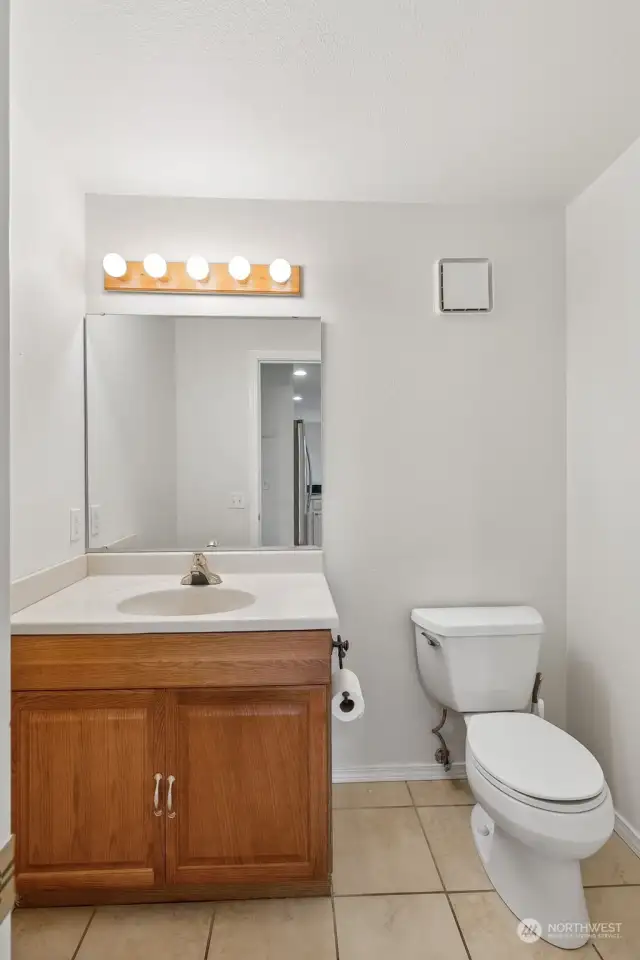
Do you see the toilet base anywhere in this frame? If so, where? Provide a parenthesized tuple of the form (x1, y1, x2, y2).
(471, 804, 590, 950)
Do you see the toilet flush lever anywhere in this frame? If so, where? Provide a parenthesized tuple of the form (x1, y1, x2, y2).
(421, 631, 441, 648)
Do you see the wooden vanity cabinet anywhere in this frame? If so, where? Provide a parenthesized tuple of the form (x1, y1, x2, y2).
(11, 630, 332, 906)
(166, 687, 328, 887)
(12, 690, 166, 894)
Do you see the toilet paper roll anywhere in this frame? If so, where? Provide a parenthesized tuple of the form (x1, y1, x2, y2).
(331, 668, 365, 722)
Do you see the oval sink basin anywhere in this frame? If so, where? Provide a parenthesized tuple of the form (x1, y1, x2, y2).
(117, 588, 256, 618)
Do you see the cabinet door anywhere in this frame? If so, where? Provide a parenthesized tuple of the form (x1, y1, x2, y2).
(166, 687, 329, 886)
(13, 691, 165, 893)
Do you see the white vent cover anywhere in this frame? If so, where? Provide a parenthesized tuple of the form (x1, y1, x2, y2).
(437, 258, 493, 313)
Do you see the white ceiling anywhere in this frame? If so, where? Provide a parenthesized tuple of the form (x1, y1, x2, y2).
(12, 0, 640, 203)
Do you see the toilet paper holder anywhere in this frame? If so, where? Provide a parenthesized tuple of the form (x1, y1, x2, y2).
(332, 637, 362, 717)
(332, 635, 349, 670)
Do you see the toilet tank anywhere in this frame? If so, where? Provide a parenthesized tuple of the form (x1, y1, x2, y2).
(412, 606, 544, 713)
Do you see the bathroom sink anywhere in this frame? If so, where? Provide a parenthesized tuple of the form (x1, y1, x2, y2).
(117, 587, 256, 618)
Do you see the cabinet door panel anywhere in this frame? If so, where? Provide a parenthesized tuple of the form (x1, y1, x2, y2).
(166, 687, 328, 886)
(13, 691, 165, 892)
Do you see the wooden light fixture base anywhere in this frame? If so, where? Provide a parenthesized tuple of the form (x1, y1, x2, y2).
(104, 262, 301, 296)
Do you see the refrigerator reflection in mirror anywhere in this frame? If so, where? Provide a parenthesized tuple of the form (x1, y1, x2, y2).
(259, 361, 321, 547)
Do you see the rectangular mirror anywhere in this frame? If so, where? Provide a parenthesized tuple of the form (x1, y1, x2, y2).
(85, 314, 322, 551)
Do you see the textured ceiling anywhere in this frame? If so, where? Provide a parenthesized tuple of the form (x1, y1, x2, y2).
(11, 0, 640, 202)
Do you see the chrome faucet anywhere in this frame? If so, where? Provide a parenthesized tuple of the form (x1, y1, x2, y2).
(181, 552, 222, 586)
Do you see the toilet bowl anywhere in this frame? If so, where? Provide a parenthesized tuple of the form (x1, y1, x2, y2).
(411, 605, 614, 951)
(465, 712, 613, 949)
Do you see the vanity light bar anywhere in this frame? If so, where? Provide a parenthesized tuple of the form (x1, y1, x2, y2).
(103, 257, 301, 296)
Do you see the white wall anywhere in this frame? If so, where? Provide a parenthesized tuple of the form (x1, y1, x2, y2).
(567, 137, 640, 838)
(0, 0, 10, 953)
(10, 109, 85, 579)
(86, 195, 567, 773)
(86, 314, 177, 549)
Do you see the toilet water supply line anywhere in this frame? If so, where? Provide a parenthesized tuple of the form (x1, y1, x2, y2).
(431, 671, 544, 771)
(431, 708, 452, 772)
(531, 671, 544, 718)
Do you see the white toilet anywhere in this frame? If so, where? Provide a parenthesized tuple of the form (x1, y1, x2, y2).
(412, 605, 614, 950)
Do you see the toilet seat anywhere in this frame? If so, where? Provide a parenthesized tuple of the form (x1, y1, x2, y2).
(467, 752, 609, 813)
(466, 712, 604, 804)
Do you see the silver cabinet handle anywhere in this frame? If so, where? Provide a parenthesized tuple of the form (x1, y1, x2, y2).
(167, 775, 176, 819)
(153, 773, 163, 817)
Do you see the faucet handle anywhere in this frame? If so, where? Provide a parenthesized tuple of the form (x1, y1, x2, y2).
(182, 552, 222, 586)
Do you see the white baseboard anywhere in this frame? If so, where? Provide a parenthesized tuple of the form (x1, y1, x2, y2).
(11, 553, 87, 614)
(615, 810, 640, 857)
(332, 762, 466, 783)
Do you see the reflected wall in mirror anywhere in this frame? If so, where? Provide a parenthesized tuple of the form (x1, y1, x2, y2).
(85, 314, 321, 551)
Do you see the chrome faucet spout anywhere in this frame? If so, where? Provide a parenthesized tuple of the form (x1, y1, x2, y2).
(181, 552, 223, 586)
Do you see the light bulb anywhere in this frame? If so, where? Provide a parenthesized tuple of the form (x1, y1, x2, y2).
(102, 253, 128, 279)
(143, 253, 168, 279)
(269, 258, 292, 284)
(228, 256, 251, 282)
(186, 255, 210, 281)
(293, 368, 307, 377)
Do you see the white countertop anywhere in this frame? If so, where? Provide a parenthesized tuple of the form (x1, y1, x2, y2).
(11, 573, 339, 635)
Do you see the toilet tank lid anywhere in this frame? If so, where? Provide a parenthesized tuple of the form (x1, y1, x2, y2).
(411, 605, 545, 637)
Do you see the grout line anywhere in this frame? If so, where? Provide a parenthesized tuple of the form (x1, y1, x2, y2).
(332, 883, 640, 895)
(334, 889, 490, 898)
(330, 893, 341, 960)
(70, 907, 97, 960)
(591, 943, 605, 960)
(203, 904, 216, 960)
(411, 804, 447, 891)
(583, 882, 640, 889)
(445, 894, 473, 960)
(413, 804, 473, 960)
(333, 804, 414, 811)
(334, 804, 474, 812)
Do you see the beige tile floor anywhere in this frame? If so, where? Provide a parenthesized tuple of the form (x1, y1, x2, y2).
(13, 779, 640, 959)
